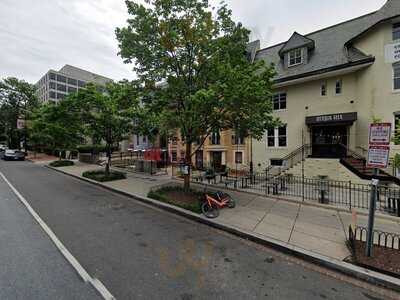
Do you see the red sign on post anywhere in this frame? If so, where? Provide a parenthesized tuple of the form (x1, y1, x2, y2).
(369, 123, 392, 145)
(367, 123, 392, 168)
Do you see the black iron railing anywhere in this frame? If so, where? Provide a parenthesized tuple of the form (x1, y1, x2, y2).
(349, 226, 400, 251)
(192, 172, 400, 217)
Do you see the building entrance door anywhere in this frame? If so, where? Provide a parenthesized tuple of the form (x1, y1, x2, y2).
(195, 150, 203, 170)
(311, 125, 348, 158)
(211, 151, 223, 171)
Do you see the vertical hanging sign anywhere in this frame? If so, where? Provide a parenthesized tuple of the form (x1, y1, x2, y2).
(367, 123, 391, 168)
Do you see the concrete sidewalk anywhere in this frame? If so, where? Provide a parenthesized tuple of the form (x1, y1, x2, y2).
(55, 162, 400, 262)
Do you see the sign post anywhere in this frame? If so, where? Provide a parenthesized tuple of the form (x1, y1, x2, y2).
(365, 123, 391, 257)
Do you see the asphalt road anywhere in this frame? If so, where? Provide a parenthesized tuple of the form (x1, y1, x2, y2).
(0, 165, 100, 299)
(0, 160, 396, 300)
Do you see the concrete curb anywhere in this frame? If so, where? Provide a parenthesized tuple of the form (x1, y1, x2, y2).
(46, 165, 400, 293)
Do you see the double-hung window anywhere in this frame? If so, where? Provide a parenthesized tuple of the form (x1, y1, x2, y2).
(232, 132, 245, 145)
(278, 126, 287, 147)
(210, 132, 221, 145)
(335, 79, 342, 95)
(393, 23, 400, 41)
(288, 48, 303, 67)
(272, 92, 287, 110)
(321, 81, 327, 96)
(394, 64, 400, 90)
(235, 152, 243, 164)
(267, 125, 287, 148)
(395, 114, 400, 145)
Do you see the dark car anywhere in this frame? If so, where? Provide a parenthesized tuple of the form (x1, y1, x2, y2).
(2, 149, 25, 161)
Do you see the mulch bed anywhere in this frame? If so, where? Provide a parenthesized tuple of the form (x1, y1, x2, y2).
(353, 240, 400, 277)
(162, 190, 200, 206)
(148, 186, 203, 213)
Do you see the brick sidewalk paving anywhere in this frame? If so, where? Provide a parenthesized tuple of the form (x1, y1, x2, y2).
(55, 162, 400, 262)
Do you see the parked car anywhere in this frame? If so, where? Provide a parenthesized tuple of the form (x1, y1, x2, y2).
(2, 149, 25, 161)
(0, 144, 7, 151)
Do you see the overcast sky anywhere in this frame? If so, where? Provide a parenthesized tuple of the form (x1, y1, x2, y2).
(0, 0, 387, 83)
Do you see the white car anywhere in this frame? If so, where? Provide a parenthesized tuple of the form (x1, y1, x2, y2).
(2, 149, 25, 161)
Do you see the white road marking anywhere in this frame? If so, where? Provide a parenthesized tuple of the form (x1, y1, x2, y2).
(0, 171, 115, 300)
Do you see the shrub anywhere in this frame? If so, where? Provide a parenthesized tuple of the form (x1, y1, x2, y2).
(147, 186, 203, 214)
(82, 170, 126, 182)
(49, 160, 75, 167)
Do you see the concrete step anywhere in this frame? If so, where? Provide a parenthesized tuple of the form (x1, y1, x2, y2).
(283, 158, 370, 184)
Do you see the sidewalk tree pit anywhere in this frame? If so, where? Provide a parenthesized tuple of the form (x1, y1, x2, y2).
(148, 186, 202, 214)
(82, 170, 126, 183)
(350, 240, 400, 277)
(49, 160, 74, 168)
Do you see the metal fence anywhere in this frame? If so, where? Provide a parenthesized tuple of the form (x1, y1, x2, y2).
(110, 152, 168, 175)
(349, 225, 400, 250)
(191, 171, 400, 217)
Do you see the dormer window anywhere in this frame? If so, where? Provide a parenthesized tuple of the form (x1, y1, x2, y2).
(288, 48, 303, 67)
(279, 32, 314, 69)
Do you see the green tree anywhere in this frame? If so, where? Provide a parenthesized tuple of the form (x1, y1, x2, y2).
(116, 0, 277, 189)
(30, 97, 84, 158)
(75, 82, 139, 175)
(0, 77, 38, 149)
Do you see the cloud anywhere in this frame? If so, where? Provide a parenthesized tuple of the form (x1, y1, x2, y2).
(0, 0, 387, 83)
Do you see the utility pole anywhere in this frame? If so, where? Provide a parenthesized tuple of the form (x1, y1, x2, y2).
(365, 122, 391, 257)
(366, 168, 379, 257)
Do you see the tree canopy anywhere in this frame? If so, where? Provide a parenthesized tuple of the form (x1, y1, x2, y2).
(72, 82, 139, 174)
(30, 96, 84, 157)
(116, 0, 277, 187)
(0, 77, 38, 148)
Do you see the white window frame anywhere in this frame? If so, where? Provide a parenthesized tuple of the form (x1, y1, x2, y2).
(266, 125, 287, 148)
(393, 63, 400, 91)
(288, 48, 303, 67)
(335, 79, 343, 95)
(234, 151, 244, 165)
(210, 131, 221, 145)
(272, 92, 287, 111)
(393, 23, 400, 41)
(394, 113, 400, 146)
(321, 81, 327, 96)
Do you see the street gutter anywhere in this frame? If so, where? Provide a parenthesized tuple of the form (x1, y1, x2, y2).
(46, 165, 400, 293)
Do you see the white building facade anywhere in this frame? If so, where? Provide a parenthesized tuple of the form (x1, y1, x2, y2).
(251, 0, 400, 172)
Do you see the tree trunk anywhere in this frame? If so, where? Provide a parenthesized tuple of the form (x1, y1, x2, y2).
(183, 142, 192, 191)
(105, 144, 111, 176)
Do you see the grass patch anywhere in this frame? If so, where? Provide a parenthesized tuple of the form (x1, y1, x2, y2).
(148, 186, 203, 214)
(49, 160, 75, 167)
(82, 169, 126, 182)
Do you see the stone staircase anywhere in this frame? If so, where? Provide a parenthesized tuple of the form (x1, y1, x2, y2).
(282, 158, 370, 184)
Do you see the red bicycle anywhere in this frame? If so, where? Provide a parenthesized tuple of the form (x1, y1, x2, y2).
(201, 191, 235, 218)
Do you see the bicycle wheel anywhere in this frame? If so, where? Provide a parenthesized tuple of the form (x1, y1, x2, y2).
(201, 202, 220, 218)
(227, 198, 236, 208)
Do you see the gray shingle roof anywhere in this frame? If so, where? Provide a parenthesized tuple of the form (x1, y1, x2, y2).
(246, 40, 260, 63)
(255, 0, 400, 83)
(278, 32, 315, 57)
